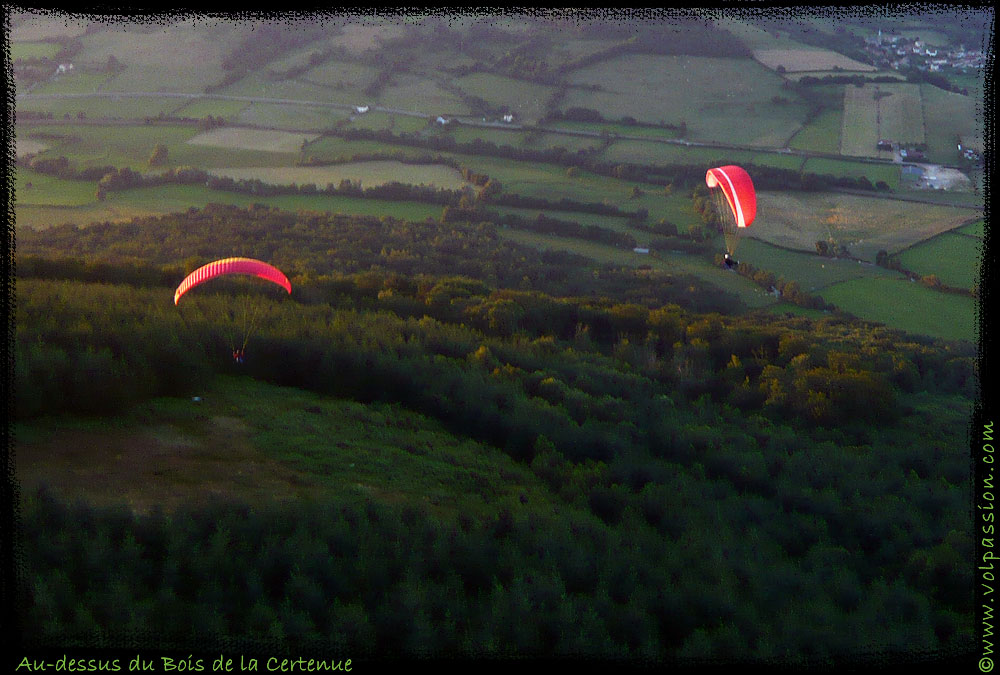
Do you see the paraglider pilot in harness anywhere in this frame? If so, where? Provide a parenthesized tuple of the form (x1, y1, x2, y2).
(723, 253, 739, 269)
(174, 257, 292, 365)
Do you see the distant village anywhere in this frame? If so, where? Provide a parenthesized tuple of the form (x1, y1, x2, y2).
(863, 30, 986, 73)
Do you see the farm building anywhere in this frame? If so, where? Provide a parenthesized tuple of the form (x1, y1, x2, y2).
(503, 114, 514, 123)
(633, 247, 650, 254)
(355, 105, 369, 114)
(877, 140, 893, 151)
(436, 116, 450, 125)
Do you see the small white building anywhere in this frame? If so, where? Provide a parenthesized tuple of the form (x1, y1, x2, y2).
(56, 63, 73, 74)
(355, 105, 369, 114)
(436, 116, 450, 125)
(633, 247, 649, 255)
(502, 114, 514, 123)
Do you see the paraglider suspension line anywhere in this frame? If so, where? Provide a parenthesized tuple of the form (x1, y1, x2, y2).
(240, 295, 263, 353)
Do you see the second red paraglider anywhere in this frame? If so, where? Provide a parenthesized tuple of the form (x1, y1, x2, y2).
(705, 165, 757, 256)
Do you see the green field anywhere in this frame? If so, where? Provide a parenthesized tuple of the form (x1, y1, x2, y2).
(524, 132, 605, 154)
(602, 140, 757, 167)
(16, 183, 445, 231)
(11, 14, 91, 41)
(801, 157, 900, 189)
(17, 94, 184, 120)
(171, 98, 253, 120)
(15, 169, 97, 207)
(19, 123, 295, 170)
(820, 277, 976, 342)
(564, 55, 809, 146)
(12, 41, 65, 60)
(895, 232, 982, 289)
(209, 161, 468, 190)
(545, 36, 627, 68)
(736, 239, 901, 291)
(444, 125, 531, 147)
(760, 302, 832, 320)
(300, 136, 430, 163)
(840, 83, 924, 158)
(299, 58, 381, 93)
(75, 23, 244, 94)
(30, 71, 113, 95)
(546, 120, 682, 141)
(921, 83, 983, 164)
(788, 109, 842, 153)
(236, 103, 344, 131)
(453, 73, 556, 124)
(753, 190, 974, 260)
(347, 112, 429, 134)
(957, 219, 985, 237)
(378, 74, 471, 116)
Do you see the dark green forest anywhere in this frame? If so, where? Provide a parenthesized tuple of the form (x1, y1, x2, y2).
(14, 203, 975, 662)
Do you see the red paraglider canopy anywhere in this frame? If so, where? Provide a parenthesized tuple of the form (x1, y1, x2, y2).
(174, 257, 292, 305)
(705, 165, 757, 229)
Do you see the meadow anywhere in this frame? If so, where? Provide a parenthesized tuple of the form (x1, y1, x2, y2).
(74, 22, 244, 94)
(347, 112, 430, 134)
(187, 128, 321, 154)
(736, 238, 901, 291)
(563, 54, 809, 146)
(12, 41, 63, 60)
(957, 219, 984, 237)
(19, 123, 295, 170)
(10, 12, 91, 40)
(452, 73, 557, 124)
(894, 232, 982, 289)
(819, 276, 976, 342)
(753, 190, 973, 260)
(920, 83, 983, 164)
(17, 93, 184, 119)
(800, 157, 900, 189)
(208, 161, 468, 190)
(378, 74, 472, 117)
(752, 48, 877, 72)
(30, 71, 113, 95)
(545, 120, 682, 140)
(840, 83, 924, 158)
(236, 103, 347, 131)
(16, 183, 445, 230)
(15, 169, 98, 207)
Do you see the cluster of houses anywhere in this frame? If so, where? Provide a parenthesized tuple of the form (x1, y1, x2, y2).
(864, 31, 985, 73)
